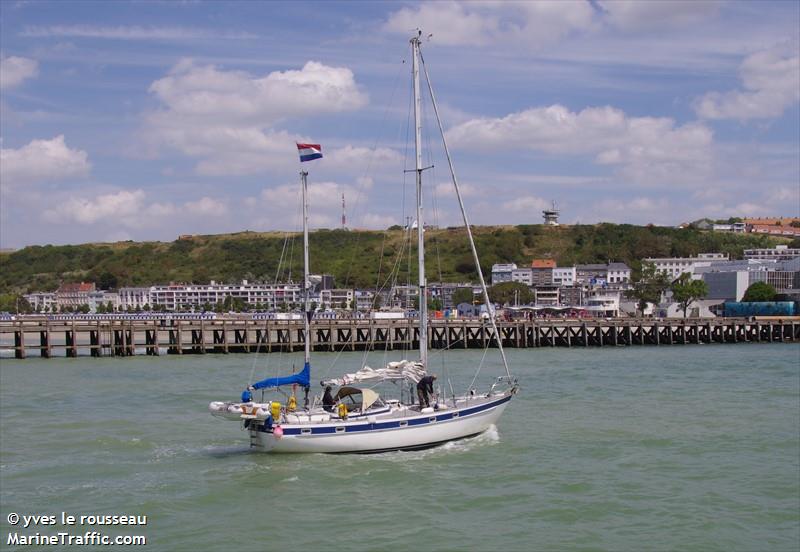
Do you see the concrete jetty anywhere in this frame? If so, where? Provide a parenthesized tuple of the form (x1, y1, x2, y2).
(0, 316, 797, 358)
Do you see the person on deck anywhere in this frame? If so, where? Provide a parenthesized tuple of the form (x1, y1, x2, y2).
(416, 375, 437, 409)
(322, 386, 335, 412)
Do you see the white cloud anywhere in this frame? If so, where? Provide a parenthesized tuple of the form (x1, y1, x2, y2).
(694, 42, 800, 120)
(384, 1, 498, 46)
(185, 196, 228, 217)
(356, 176, 374, 190)
(598, 0, 721, 31)
(260, 180, 348, 212)
(447, 104, 713, 185)
(40, 189, 231, 228)
(697, 184, 800, 220)
(252, 179, 394, 230)
(361, 213, 398, 228)
(502, 195, 551, 213)
(0, 55, 39, 89)
(0, 135, 90, 187)
(591, 197, 672, 223)
(384, 0, 595, 47)
(434, 181, 477, 198)
(43, 189, 147, 225)
(143, 59, 368, 175)
(21, 25, 257, 40)
(325, 146, 402, 173)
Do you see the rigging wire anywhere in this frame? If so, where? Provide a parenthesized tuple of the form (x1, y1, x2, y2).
(419, 46, 512, 380)
(342, 53, 407, 289)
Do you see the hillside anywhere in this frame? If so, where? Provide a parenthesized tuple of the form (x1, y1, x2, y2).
(0, 224, 791, 294)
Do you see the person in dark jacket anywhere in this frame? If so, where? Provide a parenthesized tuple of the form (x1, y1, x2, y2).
(416, 375, 437, 409)
(322, 386, 335, 412)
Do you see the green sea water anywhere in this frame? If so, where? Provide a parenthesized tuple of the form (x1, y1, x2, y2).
(1, 344, 798, 551)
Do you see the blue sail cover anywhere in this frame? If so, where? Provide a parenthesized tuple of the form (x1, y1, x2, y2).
(249, 362, 311, 391)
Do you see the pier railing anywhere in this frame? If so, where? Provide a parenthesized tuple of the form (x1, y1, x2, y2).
(0, 316, 797, 358)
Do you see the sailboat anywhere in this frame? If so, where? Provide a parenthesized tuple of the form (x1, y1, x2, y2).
(209, 33, 518, 453)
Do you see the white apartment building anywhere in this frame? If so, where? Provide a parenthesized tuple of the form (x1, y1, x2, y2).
(744, 245, 800, 261)
(552, 267, 576, 286)
(645, 253, 728, 280)
(491, 263, 517, 285)
(606, 263, 632, 285)
(388, 285, 419, 309)
(511, 268, 533, 286)
(320, 288, 354, 309)
(585, 290, 621, 317)
(354, 290, 376, 311)
(24, 292, 56, 312)
(149, 281, 303, 311)
(118, 287, 152, 310)
(534, 286, 560, 306)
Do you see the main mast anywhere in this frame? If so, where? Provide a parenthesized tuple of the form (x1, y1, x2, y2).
(411, 32, 427, 368)
(301, 169, 311, 367)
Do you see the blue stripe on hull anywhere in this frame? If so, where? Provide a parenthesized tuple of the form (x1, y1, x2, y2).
(332, 431, 485, 454)
(258, 394, 511, 436)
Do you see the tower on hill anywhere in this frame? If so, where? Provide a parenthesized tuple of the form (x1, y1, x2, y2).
(543, 201, 559, 226)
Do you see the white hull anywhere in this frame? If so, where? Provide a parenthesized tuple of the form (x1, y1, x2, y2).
(247, 393, 512, 453)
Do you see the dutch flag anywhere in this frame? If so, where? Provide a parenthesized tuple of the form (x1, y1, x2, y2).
(297, 143, 323, 162)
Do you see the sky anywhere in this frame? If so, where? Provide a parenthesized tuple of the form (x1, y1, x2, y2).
(1, 0, 798, 249)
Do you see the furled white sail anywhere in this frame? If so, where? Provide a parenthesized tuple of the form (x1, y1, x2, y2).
(322, 360, 427, 386)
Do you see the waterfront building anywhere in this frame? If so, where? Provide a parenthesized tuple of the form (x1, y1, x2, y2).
(118, 287, 152, 311)
(749, 270, 800, 292)
(559, 285, 583, 307)
(607, 262, 632, 285)
(354, 290, 376, 311)
(148, 281, 303, 311)
(698, 257, 800, 300)
(388, 284, 418, 309)
(531, 259, 556, 286)
(702, 271, 750, 301)
(320, 288, 354, 309)
(491, 263, 517, 285)
(429, 283, 475, 310)
(534, 285, 560, 307)
(511, 268, 532, 286)
(552, 267, 576, 286)
(576, 264, 608, 285)
(743, 245, 800, 261)
(511, 268, 533, 286)
(24, 292, 56, 312)
(645, 253, 728, 280)
(584, 289, 621, 317)
(55, 282, 97, 310)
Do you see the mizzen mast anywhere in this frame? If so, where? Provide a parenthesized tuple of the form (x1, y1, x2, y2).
(301, 169, 311, 367)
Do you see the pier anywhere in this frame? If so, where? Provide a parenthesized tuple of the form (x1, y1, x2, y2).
(0, 317, 797, 358)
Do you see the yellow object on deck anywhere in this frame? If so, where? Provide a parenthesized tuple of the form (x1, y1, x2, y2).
(270, 401, 281, 421)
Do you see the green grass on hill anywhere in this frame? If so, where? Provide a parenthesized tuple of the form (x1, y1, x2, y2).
(0, 224, 790, 294)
